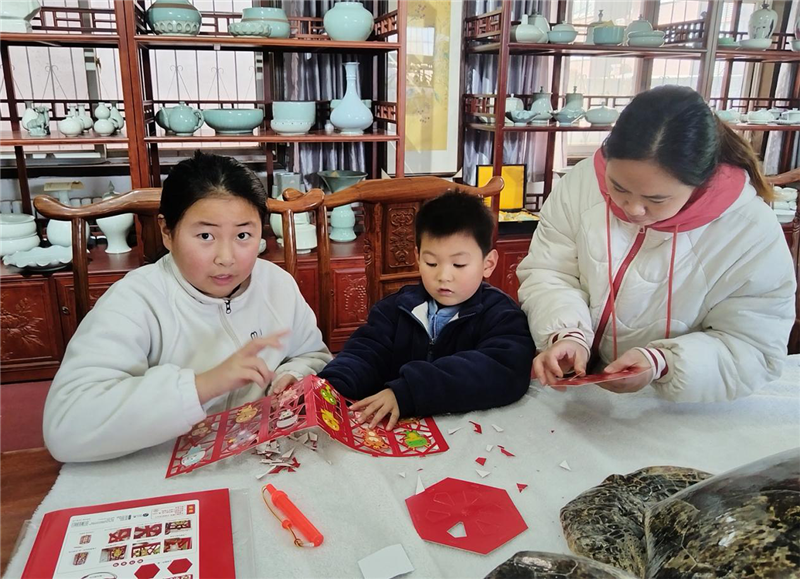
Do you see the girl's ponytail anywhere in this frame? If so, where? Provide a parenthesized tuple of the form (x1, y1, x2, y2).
(716, 118, 775, 202)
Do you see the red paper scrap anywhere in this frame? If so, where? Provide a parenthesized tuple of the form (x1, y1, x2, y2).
(498, 445, 515, 457)
(516, 483, 528, 493)
(405, 478, 527, 555)
(468, 421, 483, 434)
(475, 457, 487, 466)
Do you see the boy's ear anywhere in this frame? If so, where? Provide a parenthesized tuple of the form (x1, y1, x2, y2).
(482, 248, 499, 278)
(414, 246, 420, 263)
(158, 215, 173, 251)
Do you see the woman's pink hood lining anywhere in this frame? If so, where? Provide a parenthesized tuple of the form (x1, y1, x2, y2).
(593, 149, 746, 232)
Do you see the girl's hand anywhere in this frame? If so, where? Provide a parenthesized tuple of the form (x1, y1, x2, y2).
(351, 388, 400, 430)
(533, 340, 589, 386)
(600, 349, 653, 393)
(195, 331, 289, 404)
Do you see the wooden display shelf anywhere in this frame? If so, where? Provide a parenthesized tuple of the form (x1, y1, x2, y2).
(0, 129, 129, 146)
(716, 48, 800, 63)
(143, 128, 399, 143)
(134, 34, 400, 53)
(468, 121, 613, 132)
(0, 32, 120, 48)
(0, 244, 140, 279)
(730, 123, 800, 132)
(467, 41, 706, 58)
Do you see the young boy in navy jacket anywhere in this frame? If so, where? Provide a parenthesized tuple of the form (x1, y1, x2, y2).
(314, 191, 535, 428)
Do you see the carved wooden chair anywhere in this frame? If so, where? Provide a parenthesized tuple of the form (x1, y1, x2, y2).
(34, 188, 325, 325)
(300, 175, 503, 347)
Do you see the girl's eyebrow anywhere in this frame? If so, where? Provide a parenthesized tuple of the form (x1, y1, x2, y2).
(643, 194, 671, 201)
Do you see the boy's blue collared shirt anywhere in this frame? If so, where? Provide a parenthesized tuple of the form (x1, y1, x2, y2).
(426, 299, 460, 342)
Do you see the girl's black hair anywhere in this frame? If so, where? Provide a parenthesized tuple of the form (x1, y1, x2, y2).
(159, 151, 268, 230)
(603, 85, 772, 201)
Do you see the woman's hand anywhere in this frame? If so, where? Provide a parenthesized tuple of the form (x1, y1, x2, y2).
(533, 340, 589, 386)
(195, 331, 289, 404)
(600, 349, 653, 393)
(270, 373, 298, 395)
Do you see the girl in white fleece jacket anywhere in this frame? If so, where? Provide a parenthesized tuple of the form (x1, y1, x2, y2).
(43, 152, 331, 462)
(517, 86, 795, 401)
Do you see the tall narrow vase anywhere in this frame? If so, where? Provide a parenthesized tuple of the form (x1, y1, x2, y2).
(317, 170, 367, 242)
(329, 62, 373, 135)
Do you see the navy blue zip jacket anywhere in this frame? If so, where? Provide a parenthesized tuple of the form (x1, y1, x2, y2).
(318, 282, 535, 418)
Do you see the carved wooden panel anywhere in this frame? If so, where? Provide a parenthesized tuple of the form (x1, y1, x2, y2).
(330, 267, 369, 352)
(55, 273, 126, 344)
(384, 204, 417, 272)
(493, 236, 533, 303)
(0, 278, 64, 378)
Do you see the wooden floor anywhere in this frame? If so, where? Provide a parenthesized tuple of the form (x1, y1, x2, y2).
(0, 449, 61, 575)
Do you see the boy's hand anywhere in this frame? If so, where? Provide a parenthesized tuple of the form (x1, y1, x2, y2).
(351, 388, 400, 430)
(270, 373, 298, 395)
(195, 331, 289, 404)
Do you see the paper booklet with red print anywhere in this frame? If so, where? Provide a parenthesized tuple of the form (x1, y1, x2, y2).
(167, 375, 449, 478)
(22, 488, 235, 578)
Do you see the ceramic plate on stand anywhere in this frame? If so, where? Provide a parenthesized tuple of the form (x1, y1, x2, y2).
(3, 245, 72, 272)
(776, 119, 800, 125)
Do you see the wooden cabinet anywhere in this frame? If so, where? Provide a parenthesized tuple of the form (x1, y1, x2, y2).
(54, 273, 127, 345)
(0, 278, 65, 383)
(494, 234, 532, 302)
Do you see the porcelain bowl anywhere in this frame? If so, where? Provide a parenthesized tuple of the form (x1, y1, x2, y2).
(627, 30, 665, 47)
(739, 38, 772, 50)
(203, 108, 264, 134)
(593, 25, 625, 46)
(628, 35, 665, 47)
(791, 39, 800, 52)
(547, 30, 577, 43)
(270, 119, 314, 135)
(279, 223, 318, 254)
(0, 213, 36, 239)
(151, 20, 200, 35)
(585, 107, 620, 126)
(0, 233, 40, 257)
(229, 20, 270, 37)
(506, 110, 536, 124)
(272, 101, 316, 123)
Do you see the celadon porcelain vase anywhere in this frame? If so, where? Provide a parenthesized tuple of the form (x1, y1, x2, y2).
(329, 62, 373, 135)
(317, 170, 367, 242)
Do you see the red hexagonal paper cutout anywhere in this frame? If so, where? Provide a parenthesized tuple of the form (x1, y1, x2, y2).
(134, 562, 160, 579)
(168, 558, 193, 574)
(405, 477, 528, 554)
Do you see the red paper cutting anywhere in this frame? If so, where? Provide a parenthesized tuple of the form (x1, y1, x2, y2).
(405, 477, 528, 554)
(516, 483, 528, 493)
(468, 421, 483, 434)
(475, 457, 487, 466)
(498, 446, 515, 457)
(554, 368, 647, 387)
(167, 376, 449, 477)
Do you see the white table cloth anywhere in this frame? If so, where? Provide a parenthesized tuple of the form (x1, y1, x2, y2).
(7, 356, 799, 578)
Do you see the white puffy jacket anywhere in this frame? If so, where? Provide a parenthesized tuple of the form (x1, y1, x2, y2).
(517, 152, 796, 402)
(43, 254, 331, 462)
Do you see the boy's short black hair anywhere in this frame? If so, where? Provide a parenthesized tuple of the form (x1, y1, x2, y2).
(415, 190, 495, 256)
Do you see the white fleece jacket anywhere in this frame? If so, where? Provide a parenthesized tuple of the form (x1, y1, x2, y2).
(517, 156, 796, 403)
(43, 254, 331, 462)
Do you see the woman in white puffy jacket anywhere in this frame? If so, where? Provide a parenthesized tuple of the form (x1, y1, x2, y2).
(517, 85, 796, 401)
